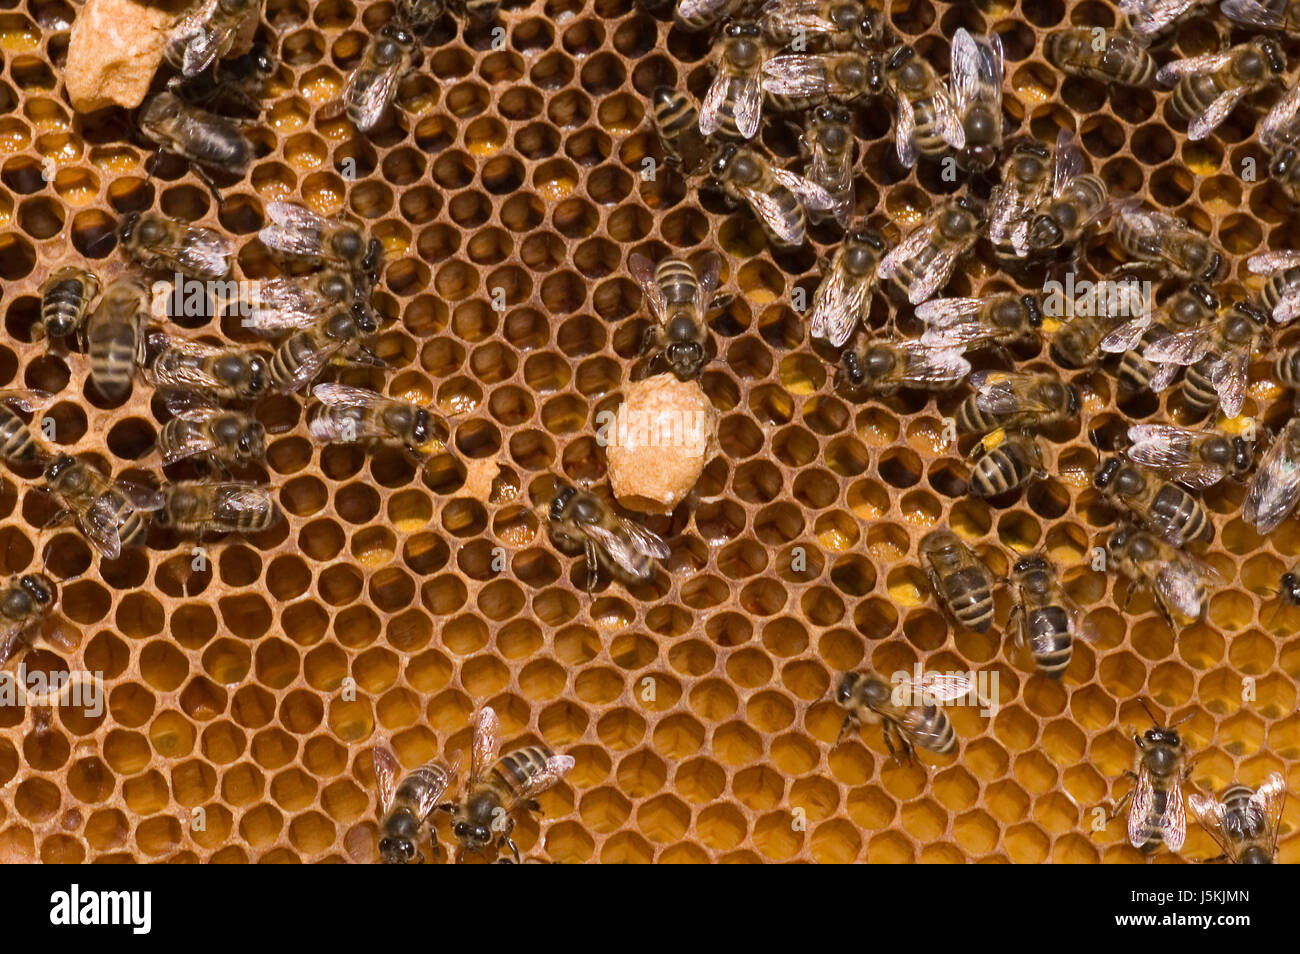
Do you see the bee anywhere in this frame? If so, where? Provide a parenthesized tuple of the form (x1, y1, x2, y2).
(439, 706, 575, 863)
(988, 137, 1055, 261)
(918, 528, 995, 633)
(309, 383, 448, 458)
(651, 87, 713, 176)
(1189, 773, 1287, 864)
(169, 42, 275, 117)
(1047, 282, 1151, 370)
(1044, 28, 1157, 87)
(758, 0, 882, 50)
(146, 331, 272, 403)
(801, 105, 855, 227)
(43, 454, 163, 560)
(630, 252, 720, 381)
(37, 266, 99, 340)
(164, 0, 259, 78)
(398, 0, 499, 29)
(1246, 249, 1300, 323)
(1101, 283, 1220, 393)
(1094, 457, 1212, 546)
(674, 0, 749, 32)
(85, 277, 149, 402)
(700, 21, 766, 140)
(955, 371, 1079, 437)
(0, 390, 54, 466)
(243, 268, 371, 337)
(372, 743, 456, 865)
(1120, 0, 1217, 40)
(1143, 299, 1269, 417)
(917, 292, 1044, 353)
(1112, 202, 1225, 283)
(259, 201, 383, 279)
(1243, 417, 1300, 533)
(0, 574, 57, 667)
(1126, 422, 1253, 489)
(709, 143, 835, 247)
(837, 334, 971, 396)
(833, 670, 972, 761)
(950, 28, 1003, 173)
(1110, 700, 1192, 854)
(139, 91, 253, 186)
(760, 51, 882, 113)
(119, 210, 232, 280)
(547, 481, 670, 590)
(344, 23, 417, 133)
(1024, 136, 1111, 255)
(1157, 38, 1286, 142)
(809, 228, 886, 347)
(154, 481, 283, 535)
(1010, 554, 1092, 678)
(158, 397, 267, 468)
(882, 43, 964, 168)
(968, 430, 1044, 498)
(1222, 0, 1300, 32)
(1107, 526, 1215, 625)
(877, 195, 983, 305)
(268, 307, 384, 394)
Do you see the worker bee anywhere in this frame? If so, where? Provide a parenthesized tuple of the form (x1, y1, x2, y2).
(85, 277, 149, 402)
(630, 252, 720, 381)
(1243, 417, 1300, 533)
(1158, 38, 1286, 142)
(146, 331, 272, 403)
(758, 0, 883, 50)
(700, 21, 766, 140)
(309, 383, 448, 458)
(1126, 422, 1253, 489)
(1251, 78, 1300, 203)
(709, 143, 835, 247)
(439, 706, 574, 863)
(1094, 457, 1212, 546)
(801, 105, 855, 227)
(674, 0, 748, 32)
(1190, 773, 1286, 864)
(164, 0, 259, 77)
(169, 42, 275, 117)
(988, 137, 1055, 262)
(43, 454, 163, 560)
(259, 201, 383, 279)
(761, 50, 882, 113)
(1120, 0, 1217, 39)
(1024, 136, 1111, 255)
(119, 210, 232, 280)
(268, 307, 383, 394)
(1046, 282, 1150, 370)
(0, 573, 58, 667)
(1246, 249, 1300, 323)
(37, 265, 99, 340)
(1107, 526, 1215, 625)
(1112, 202, 1226, 283)
(1110, 700, 1192, 854)
(882, 43, 964, 167)
(833, 670, 972, 761)
(546, 481, 670, 590)
(919, 528, 995, 633)
(837, 334, 971, 396)
(243, 268, 371, 337)
(1143, 299, 1269, 417)
(1101, 283, 1220, 393)
(651, 87, 713, 176)
(1044, 28, 1157, 87)
(372, 743, 456, 865)
(917, 292, 1044, 354)
(345, 23, 417, 133)
(0, 390, 53, 467)
(154, 481, 284, 535)
(877, 195, 983, 305)
(158, 396, 267, 468)
(809, 228, 886, 347)
(139, 91, 253, 187)
(1009, 554, 1092, 678)
(955, 371, 1079, 437)
(950, 28, 1003, 173)
(968, 430, 1045, 498)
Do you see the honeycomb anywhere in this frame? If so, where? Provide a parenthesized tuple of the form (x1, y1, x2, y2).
(0, 0, 1298, 865)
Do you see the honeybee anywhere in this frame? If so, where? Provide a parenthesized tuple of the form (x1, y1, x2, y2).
(809, 228, 886, 347)
(988, 137, 1054, 261)
(345, 23, 417, 133)
(1246, 249, 1300, 323)
(651, 87, 713, 176)
(0, 573, 57, 667)
(439, 706, 574, 863)
(268, 307, 383, 393)
(85, 277, 149, 402)
(877, 195, 983, 305)
(259, 201, 383, 279)
(837, 334, 971, 396)
(1126, 422, 1253, 489)
(43, 454, 164, 560)
(169, 42, 275, 117)
(761, 51, 882, 112)
(700, 21, 766, 140)
(882, 43, 964, 167)
(1251, 78, 1300, 203)
(119, 210, 232, 280)
(1243, 417, 1300, 533)
(801, 105, 855, 227)
(1120, 0, 1217, 39)
(1110, 700, 1192, 854)
(309, 383, 448, 458)
(1094, 457, 1212, 546)
(1157, 38, 1286, 142)
(546, 481, 670, 590)
(1046, 281, 1151, 370)
(397, 0, 499, 30)
(1112, 202, 1225, 283)
(833, 670, 972, 761)
(1223, 0, 1300, 30)
(955, 371, 1079, 437)
(154, 481, 283, 535)
(758, 0, 882, 50)
(0, 390, 54, 467)
(1190, 773, 1286, 864)
(919, 528, 995, 633)
(1107, 526, 1215, 625)
(1024, 136, 1111, 255)
(165, 0, 259, 78)
(372, 743, 456, 865)
(968, 430, 1044, 498)
(950, 28, 1003, 173)
(146, 331, 272, 403)
(139, 91, 253, 186)
(37, 266, 99, 341)
(158, 397, 267, 468)
(917, 293, 1043, 354)
(674, 0, 749, 32)
(1010, 554, 1092, 678)
(709, 143, 835, 247)
(1143, 299, 1268, 417)
(1044, 28, 1157, 87)
(630, 252, 720, 381)
(1101, 282, 1220, 393)
(243, 268, 371, 337)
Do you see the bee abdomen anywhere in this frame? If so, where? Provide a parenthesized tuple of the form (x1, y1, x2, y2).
(88, 323, 140, 399)
(942, 567, 994, 632)
(1026, 606, 1072, 677)
(916, 708, 957, 754)
(492, 745, 555, 797)
(0, 407, 37, 465)
(1276, 347, 1300, 389)
(971, 445, 1033, 496)
(1182, 356, 1220, 412)
(1135, 787, 1173, 852)
(41, 278, 92, 337)
(1153, 483, 1211, 543)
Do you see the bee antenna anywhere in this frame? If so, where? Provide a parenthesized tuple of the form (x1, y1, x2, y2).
(1137, 697, 1161, 727)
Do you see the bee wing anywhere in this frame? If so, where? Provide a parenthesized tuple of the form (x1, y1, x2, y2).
(162, 390, 219, 419)
(276, 339, 346, 393)
(896, 706, 952, 753)
(912, 671, 974, 703)
(1208, 351, 1249, 418)
(761, 55, 828, 97)
(1187, 792, 1234, 858)
(699, 66, 730, 136)
(1123, 0, 1200, 36)
(1148, 362, 1183, 392)
(733, 74, 762, 140)
(677, 0, 733, 19)
(735, 184, 804, 246)
(810, 257, 873, 347)
(585, 520, 669, 579)
(1141, 327, 1214, 366)
(1247, 250, 1300, 274)
(696, 251, 721, 301)
(159, 424, 220, 465)
(1221, 0, 1286, 28)
(311, 382, 392, 409)
(80, 499, 123, 561)
(1115, 202, 1167, 257)
(469, 705, 501, 785)
(346, 59, 403, 133)
(932, 86, 966, 150)
(1126, 424, 1224, 488)
(900, 342, 971, 384)
(894, 94, 918, 168)
(877, 221, 936, 281)
(970, 371, 1025, 415)
(245, 282, 330, 336)
(629, 253, 666, 323)
(1153, 556, 1209, 619)
(1244, 431, 1300, 533)
(505, 753, 575, 811)
(0, 388, 53, 413)
(1126, 762, 1156, 849)
(406, 760, 455, 820)
(260, 201, 326, 257)
(1261, 80, 1300, 147)
(1100, 316, 1153, 353)
(915, 297, 984, 328)
(178, 230, 232, 280)
(1186, 88, 1248, 142)
(616, 516, 672, 559)
(906, 243, 964, 305)
(1052, 128, 1085, 197)
(373, 744, 400, 815)
(950, 28, 1003, 113)
(1253, 772, 1288, 858)
(1156, 49, 1238, 83)
(769, 167, 836, 211)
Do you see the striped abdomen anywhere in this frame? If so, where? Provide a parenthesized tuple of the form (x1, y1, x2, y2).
(939, 566, 994, 632)
(0, 406, 39, 465)
(1118, 325, 1173, 392)
(1135, 785, 1174, 853)
(1025, 605, 1072, 677)
(971, 441, 1036, 497)
(269, 330, 329, 391)
(906, 706, 957, 754)
(40, 271, 97, 338)
(1151, 482, 1211, 544)
(1276, 347, 1300, 389)
(1262, 268, 1300, 317)
(87, 314, 141, 400)
(490, 745, 555, 801)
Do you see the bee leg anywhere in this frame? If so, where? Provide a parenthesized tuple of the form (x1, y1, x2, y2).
(836, 713, 855, 743)
(583, 540, 599, 592)
(502, 835, 522, 865)
(1105, 788, 1133, 823)
(525, 799, 541, 813)
(190, 164, 225, 203)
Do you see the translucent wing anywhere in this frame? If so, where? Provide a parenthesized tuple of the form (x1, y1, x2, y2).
(894, 94, 917, 168)
(312, 382, 394, 410)
(470, 706, 501, 785)
(1208, 351, 1249, 418)
(1126, 423, 1225, 488)
(1261, 80, 1300, 147)
(1101, 316, 1154, 353)
(732, 74, 762, 140)
(1188, 791, 1235, 859)
(738, 185, 804, 246)
(1187, 88, 1249, 141)
(932, 86, 966, 150)
(177, 228, 232, 279)
(1156, 49, 1237, 82)
(900, 343, 971, 384)
(505, 753, 575, 811)
(809, 258, 874, 347)
(699, 68, 730, 136)
(260, 202, 326, 258)
(1161, 776, 1187, 851)
(629, 254, 666, 325)
(951, 29, 1003, 114)
(910, 671, 974, 703)
(244, 279, 333, 336)
(1123, 0, 1201, 37)
(1247, 250, 1300, 273)
(80, 499, 124, 561)
(1148, 362, 1183, 392)
(1243, 431, 1300, 533)
(1052, 128, 1085, 196)
(769, 167, 836, 211)
(346, 57, 403, 133)
(677, 0, 732, 20)
(275, 338, 347, 393)
(1154, 556, 1209, 620)
(1253, 772, 1287, 859)
(1221, 0, 1285, 28)
(373, 744, 400, 815)
(584, 521, 668, 580)
(159, 425, 218, 465)
(0, 389, 53, 413)
(1142, 327, 1215, 366)
(696, 252, 721, 301)
(877, 220, 938, 281)
(162, 390, 219, 418)
(761, 55, 829, 98)
(1127, 763, 1156, 849)
(906, 244, 964, 304)
(915, 297, 983, 328)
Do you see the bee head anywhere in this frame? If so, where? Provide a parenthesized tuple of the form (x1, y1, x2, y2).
(1020, 294, 1044, 328)
(1184, 282, 1220, 317)
(1026, 213, 1062, 251)
(118, 211, 141, 244)
(1240, 846, 1273, 864)
(1262, 38, 1286, 75)
(953, 194, 985, 226)
(247, 42, 275, 78)
(710, 143, 738, 177)
(378, 836, 418, 864)
(839, 349, 864, 386)
(43, 454, 77, 487)
(1282, 571, 1300, 604)
(1143, 728, 1181, 764)
(963, 139, 998, 174)
(362, 238, 384, 278)
(665, 338, 705, 381)
(1271, 148, 1297, 178)
(1093, 457, 1121, 489)
(246, 355, 270, 395)
(1233, 299, 1269, 329)
(834, 672, 859, 705)
(1011, 554, 1047, 579)
(350, 299, 378, 334)
(549, 482, 578, 522)
(452, 820, 491, 848)
(242, 421, 267, 458)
